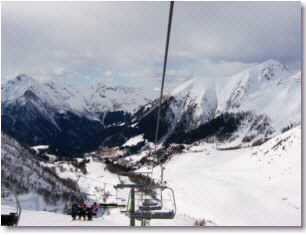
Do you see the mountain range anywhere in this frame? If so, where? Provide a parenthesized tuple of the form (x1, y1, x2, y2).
(1, 60, 301, 154)
(2, 75, 154, 153)
(93, 60, 300, 150)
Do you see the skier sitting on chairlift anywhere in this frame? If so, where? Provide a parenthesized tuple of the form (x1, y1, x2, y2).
(92, 202, 98, 215)
(70, 201, 79, 221)
(87, 202, 98, 221)
(78, 202, 87, 221)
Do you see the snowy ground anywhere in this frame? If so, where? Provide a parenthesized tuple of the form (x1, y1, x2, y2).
(17, 208, 194, 226)
(3, 126, 301, 226)
(50, 157, 132, 205)
(123, 134, 144, 147)
(156, 126, 301, 226)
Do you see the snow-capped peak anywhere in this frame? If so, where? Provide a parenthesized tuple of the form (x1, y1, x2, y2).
(212, 60, 300, 131)
(237, 59, 293, 82)
(15, 74, 33, 82)
(5, 74, 34, 88)
(143, 60, 300, 138)
(2, 74, 155, 119)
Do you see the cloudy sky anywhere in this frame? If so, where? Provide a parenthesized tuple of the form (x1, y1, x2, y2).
(2, 1, 301, 91)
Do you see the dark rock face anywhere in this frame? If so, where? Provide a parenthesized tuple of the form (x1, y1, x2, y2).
(102, 111, 131, 126)
(136, 97, 175, 142)
(86, 109, 275, 153)
(1, 102, 105, 154)
(165, 112, 246, 144)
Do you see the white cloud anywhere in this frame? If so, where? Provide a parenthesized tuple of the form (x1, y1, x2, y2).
(114, 67, 196, 92)
(197, 60, 259, 78)
(67, 72, 78, 79)
(104, 71, 116, 76)
(53, 67, 65, 76)
(119, 69, 160, 79)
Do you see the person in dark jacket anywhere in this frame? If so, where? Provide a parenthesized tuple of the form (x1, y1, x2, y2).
(70, 201, 79, 220)
(78, 203, 87, 220)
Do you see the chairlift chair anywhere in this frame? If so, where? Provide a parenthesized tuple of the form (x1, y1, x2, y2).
(68, 192, 99, 214)
(126, 186, 176, 220)
(138, 189, 162, 211)
(139, 199, 162, 211)
(1, 180, 21, 226)
(142, 199, 158, 206)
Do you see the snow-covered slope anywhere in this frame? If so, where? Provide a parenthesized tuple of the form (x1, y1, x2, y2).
(17, 208, 195, 226)
(33, 155, 196, 226)
(2, 124, 300, 226)
(169, 77, 218, 131)
(1, 132, 81, 210)
(215, 60, 301, 132)
(155, 125, 301, 226)
(13, 125, 301, 226)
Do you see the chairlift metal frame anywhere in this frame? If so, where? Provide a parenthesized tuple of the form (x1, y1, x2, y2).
(99, 184, 125, 208)
(138, 190, 163, 211)
(1, 180, 22, 226)
(114, 171, 153, 189)
(125, 186, 176, 220)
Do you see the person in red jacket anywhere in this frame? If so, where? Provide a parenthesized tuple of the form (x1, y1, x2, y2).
(78, 203, 87, 220)
(88, 202, 98, 221)
(92, 202, 98, 214)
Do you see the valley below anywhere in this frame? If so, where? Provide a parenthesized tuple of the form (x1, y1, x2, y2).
(2, 125, 301, 226)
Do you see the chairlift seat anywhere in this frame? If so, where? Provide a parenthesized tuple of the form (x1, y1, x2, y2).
(142, 199, 158, 206)
(139, 205, 162, 211)
(1, 213, 18, 226)
(129, 211, 175, 219)
(99, 203, 125, 208)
